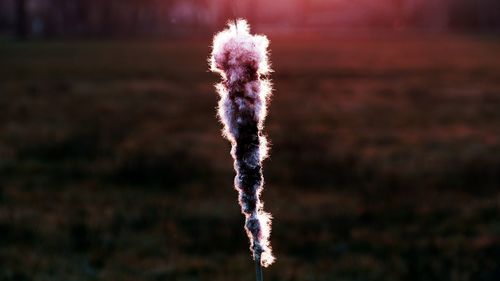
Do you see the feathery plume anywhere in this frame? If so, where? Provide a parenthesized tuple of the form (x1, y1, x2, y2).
(210, 19, 275, 267)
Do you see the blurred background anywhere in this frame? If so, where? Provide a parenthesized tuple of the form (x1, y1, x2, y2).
(1, 0, 500, 280)
(1, 0, 500, 38)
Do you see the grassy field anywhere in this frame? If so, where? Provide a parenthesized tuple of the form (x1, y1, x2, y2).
(1, 34, 500, 281)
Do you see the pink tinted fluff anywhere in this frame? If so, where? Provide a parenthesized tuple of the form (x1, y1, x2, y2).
(210, 19, 275, 267)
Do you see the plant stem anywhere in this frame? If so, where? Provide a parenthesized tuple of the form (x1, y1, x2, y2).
(255, 255, 263, 281)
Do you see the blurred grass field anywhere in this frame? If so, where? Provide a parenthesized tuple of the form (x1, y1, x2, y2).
(1, 34, 500, 281)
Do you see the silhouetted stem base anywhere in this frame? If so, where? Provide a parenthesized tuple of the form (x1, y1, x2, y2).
(255, 256, 263, 281)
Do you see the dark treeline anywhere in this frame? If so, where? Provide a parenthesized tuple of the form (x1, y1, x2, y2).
(1, 0, 232, 38)
(0, 0, 499, 39)
(449, 0, 500, 32)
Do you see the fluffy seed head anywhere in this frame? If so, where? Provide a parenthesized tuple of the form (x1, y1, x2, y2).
(210, 19, 275, 267)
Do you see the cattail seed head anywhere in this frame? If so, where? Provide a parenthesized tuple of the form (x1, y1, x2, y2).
(210, 19, 275, 267)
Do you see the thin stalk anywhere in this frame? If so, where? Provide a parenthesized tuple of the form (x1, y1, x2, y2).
(255, 255, 263, 281)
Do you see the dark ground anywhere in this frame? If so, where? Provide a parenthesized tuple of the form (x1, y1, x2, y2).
(0, 34, 500, 281)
